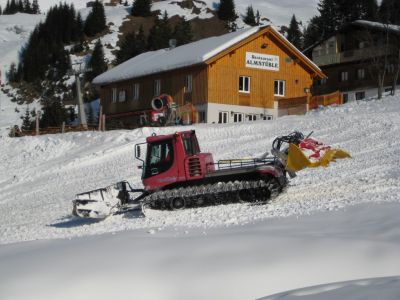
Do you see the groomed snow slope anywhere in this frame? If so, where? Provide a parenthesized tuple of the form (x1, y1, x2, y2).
(1, 95, 400, 245)
(0, 95, 399, 299)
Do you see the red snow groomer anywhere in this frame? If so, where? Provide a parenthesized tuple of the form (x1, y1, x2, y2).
(72, 131, 350, 218)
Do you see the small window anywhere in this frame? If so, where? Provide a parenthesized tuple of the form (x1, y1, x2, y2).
(321, 78, 327, 85)
(198, 111, 206, 123)
(343, 93, 349, 103)
(263, 115, 273, 121)
(355, 91, 365, 100)
(111, 88, 117, 103)
(387, 64, 395, 74)
(133, 83, 140, 100)
(218, 111, 228, 124)
(340, 71, 349, 82)
(274, 80, 285, 96)
(233, 113, 243, 123)
(357, 69, 365, 80)
(239, 76, 250, 93)
(247, 114, 257, 121)
(185, 75, 192, 93)
(118, 90, 126, 102)
(154, 79, 161, 96)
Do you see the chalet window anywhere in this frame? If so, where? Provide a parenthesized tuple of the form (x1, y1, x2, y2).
(239, 76, 250, 93)
(218, 111, 228, 124)
(118, 90, 126, 102)
(340, 71, 349, 82)
(247, 114, 257, 121)
(185, 75, 193, 93)
(199, 111, 206, 123)
(263, 115, 273, 121)
(133, 83, 140, 100)
(357, 69, 365, 80)
(274, 80, 285, 96)
(387, 64, 395, 74)
(343, 93, 349, 103)
(355, 91, 365, 100)
(233, 113, 243, 123)
(154, 79, 161, 96)
(111, 88, 117, 103)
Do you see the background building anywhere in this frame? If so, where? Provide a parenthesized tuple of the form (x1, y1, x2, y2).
(311, 21, 400, 102)
(93, 26, 325, 127)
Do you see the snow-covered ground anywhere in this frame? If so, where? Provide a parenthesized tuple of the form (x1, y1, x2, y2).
(260, 276, 400, 300)
(0, 95, 399, 298)
(0, 13, 43, 79)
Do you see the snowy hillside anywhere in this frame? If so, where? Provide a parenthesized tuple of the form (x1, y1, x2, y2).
(0, 94, 399, 299)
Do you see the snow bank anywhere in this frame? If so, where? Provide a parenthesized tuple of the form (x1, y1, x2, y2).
(0, 202, 399, 300)
(1, 95, 400, 244)
(259, 276, 400, 300)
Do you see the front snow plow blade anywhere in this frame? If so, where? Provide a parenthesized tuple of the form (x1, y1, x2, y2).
(286, 138, 351, 172)
(72, 181, 145, 219)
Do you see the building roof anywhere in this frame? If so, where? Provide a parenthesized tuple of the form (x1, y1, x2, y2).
(93, 26, 324, 85)
(350, 20, 400, 35)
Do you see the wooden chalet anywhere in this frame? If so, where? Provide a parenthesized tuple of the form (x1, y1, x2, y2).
(93, 26, 325, 127)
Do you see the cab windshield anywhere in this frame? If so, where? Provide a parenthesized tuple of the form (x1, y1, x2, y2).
(144, 139, 174, 178)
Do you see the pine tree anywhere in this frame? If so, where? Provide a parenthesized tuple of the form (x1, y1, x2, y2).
(173, 16, 193, 46)
(8, 62, 17, 82)
(147, 11, 172, 50)
(115, 31, 138, 65)
(9, 0, 16, 14)
(135, 25, 147, 53)
(75, 12, 84, 42)
(4, 0, 9, 14)
(303, 15, 324, 50)
(131, 0, 151, 17)
(217, 0, 237, 22)
(86, 39, 107, 82)
(243, 5, 256, 26)
(287, 14, 303, 49)
(21, 107, 32, 131)
(40, 98, 67, 127)
(379, 0, 400, 24)
(32, 0, 39, 14)
(317, 0, 341, 38)
(255, 10, 261, 25)
(23, 0, 31, 13)
(17, 0, 23, 12)
(337, 0, 378, 24)
(84, 0, 107, 37)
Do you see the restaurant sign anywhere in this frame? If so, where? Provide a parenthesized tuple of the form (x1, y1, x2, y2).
(246, 52, 279, 71)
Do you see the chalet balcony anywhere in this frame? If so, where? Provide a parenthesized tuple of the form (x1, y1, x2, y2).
(313, 46, 392, 67)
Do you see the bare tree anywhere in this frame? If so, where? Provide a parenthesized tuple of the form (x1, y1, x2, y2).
(389, 33, 400, 95)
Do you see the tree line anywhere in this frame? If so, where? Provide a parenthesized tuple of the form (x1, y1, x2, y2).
(286, 0, 400, 51)
(116, 10, 193, 65)
(1, 0, 40, 15)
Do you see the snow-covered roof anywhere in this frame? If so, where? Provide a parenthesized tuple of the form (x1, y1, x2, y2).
(93, 26, 323, 85)
(93, 27, 260, 85)
(352, 20, 400, 35)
